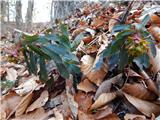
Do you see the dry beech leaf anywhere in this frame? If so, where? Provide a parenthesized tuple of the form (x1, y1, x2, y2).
(6, 68, 18, 81)
(94, 74, 122, 100)
(81, 55, 108, 86)
(74, 91, 92, 113)
(124, 113, 146, 120)
(150, 14, 160, 26)
(26, 90, 49, 113)
(15, 92, 33, 117)
(15, 75, 42, 96)
(78, 110, 94, 120)
(0, 91, 22, 119)
(124, 93, 160, 117)
(122, 83, 157, 100)
(77, 79, 97, 93)
(148, 46, 160, 74)
(90, 92, 116, 110)
(11, 107, 54, 120)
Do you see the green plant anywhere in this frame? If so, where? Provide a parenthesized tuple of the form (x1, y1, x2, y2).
(20, 24, 80, 83)
(102, 14, 156, 70)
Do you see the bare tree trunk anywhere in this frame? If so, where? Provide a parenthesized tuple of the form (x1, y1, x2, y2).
(1, 0, 7, 35)
(15, 0, 22, 30)
(53, 1, 84, 20)
(50, 0, 54, 22)
(25, 0, 34, 32)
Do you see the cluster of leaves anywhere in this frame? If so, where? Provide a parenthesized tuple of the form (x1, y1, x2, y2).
(21, 24, 80, 83)
(102, 15, 156, 70)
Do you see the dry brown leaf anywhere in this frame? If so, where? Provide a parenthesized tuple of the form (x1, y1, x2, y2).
(124, 113, 146, 120)
(122, 83, 157, 100)
(148, 46, 160, 74)
(90, 92, 116, 110)
(94, 106, 113, 120)
(91, 18, 105, 29)
(48, 109, 63, 120)
(81, 55, 108, 86)
(11, 107, 54, 120)
(15, 75, 42, 96)
(94, 74, 122, 100)
(0, 91, 22, 119)
(150, 14, 160, 26)
(125, 69, 142, 78)
(124, 93, 160, 117)
(26, 90, 49, 113)
(15, 91, 33, 117)
(108, 13, 121, 32)
(74, 91, 92, 113)
(78, 110, 94, 120)
(148, 26, 160, 42)
(77, 79, 97, 93)
(100, 113, 120, 120)
(6, 68, 18, 81)
(72, 27, 85, 38)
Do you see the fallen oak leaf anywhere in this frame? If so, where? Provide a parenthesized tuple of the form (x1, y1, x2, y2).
(123, 93, 160, 117)
(90, 92, 117, 110)
(26, 90, 49, 113)
(77, 79, 97, 93)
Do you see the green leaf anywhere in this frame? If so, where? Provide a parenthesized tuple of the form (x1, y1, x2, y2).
(60, 24, 69, 36)
(71, 33, 84, 51)
(22, 34, 39, 43)
(39, 57, 48, 83)
(42, 46, 62, 63)
(63, 53, 79, 64)
(133, 53, 150, 69)
(118, 48, 128, 70)
(141, 14, 150, 27)
(116, 30, 133, 40)
(112, 24, 131, 33)
(28, 45, 50, 59)
(65, 63, 80, 75)
(58, 35, 71, 49)
(29, 51, 37, 74)
(56, 63, 69, 79)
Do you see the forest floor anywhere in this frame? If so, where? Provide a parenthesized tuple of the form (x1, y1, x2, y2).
(1, 1, 160, 120)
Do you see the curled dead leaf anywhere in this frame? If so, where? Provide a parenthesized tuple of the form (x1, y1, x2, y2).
(124, 113, 146, 120)
(6, 68, 18, 81)
(74, 91, 92, 113)
(81, 55, 108, 86)
(15, 92, 33, 117)
(26, 90, 49, 113)
(122, 83, 158, 100)
(0, 91, 22, 119)
(90, 92, 116, 110)
(124, 93, 160, 117)
(77, 79, 97, 93)
(94, 74, 122, 100)
(148, 26, 160, 42)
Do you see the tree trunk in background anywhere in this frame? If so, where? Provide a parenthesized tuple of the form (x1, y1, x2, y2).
(25, 0, 34, 32)
(1, 0, 7, 35)
(50, 0, 54, 22)
(53, 1, 84, 20)
(15, 0, 22, 30)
